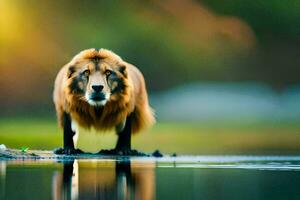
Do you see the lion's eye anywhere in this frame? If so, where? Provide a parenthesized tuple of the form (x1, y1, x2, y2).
(83, 69, 90, 77)
(105, 70, 112, 76)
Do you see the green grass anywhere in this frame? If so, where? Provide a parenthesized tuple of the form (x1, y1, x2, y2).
(1, 118, 300, 155)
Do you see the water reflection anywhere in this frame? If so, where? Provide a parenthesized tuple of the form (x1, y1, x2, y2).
(0, 161, 6, 200)
(52, 160, 78, 200)
(52, 160, 154, 200)
(1, 157, 300, 200)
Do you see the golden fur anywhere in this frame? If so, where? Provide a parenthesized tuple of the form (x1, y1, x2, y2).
(53, 48, 155, 133)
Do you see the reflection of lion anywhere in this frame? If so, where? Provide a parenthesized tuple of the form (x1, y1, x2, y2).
(52, 161, 155, 200)
(53, 48, 155, 154)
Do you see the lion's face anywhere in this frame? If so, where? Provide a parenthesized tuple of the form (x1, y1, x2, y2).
(67, 57, 127, 107)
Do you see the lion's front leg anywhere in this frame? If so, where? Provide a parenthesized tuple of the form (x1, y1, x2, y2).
(115, 115, 131, 152)
(54, 113, 83, 155)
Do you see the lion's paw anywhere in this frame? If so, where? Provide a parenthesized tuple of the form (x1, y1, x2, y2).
(98, 149, 149, 157)
(53, 147, 84, 155)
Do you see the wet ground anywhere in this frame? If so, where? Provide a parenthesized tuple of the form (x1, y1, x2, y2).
(1, 155, 300, 200)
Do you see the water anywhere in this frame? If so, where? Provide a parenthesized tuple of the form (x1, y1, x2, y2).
(1, 156, 300, 200)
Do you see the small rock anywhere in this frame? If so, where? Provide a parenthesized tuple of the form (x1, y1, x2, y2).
(152, 150, 163, 157)
(0, 144, 7, 151)
(30, 153, 39, 157)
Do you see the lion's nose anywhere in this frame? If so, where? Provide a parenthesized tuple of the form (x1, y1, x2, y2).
(92, 85, 104, 93)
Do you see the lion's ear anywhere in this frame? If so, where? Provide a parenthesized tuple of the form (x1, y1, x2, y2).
(118, 65, 127, 77)
(67, 66, 76, 78)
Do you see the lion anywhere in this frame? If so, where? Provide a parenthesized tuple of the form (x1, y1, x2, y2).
(53, 48, 155, 155)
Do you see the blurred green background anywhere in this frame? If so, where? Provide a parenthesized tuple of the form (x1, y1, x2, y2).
(0, 0, 299, 154)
